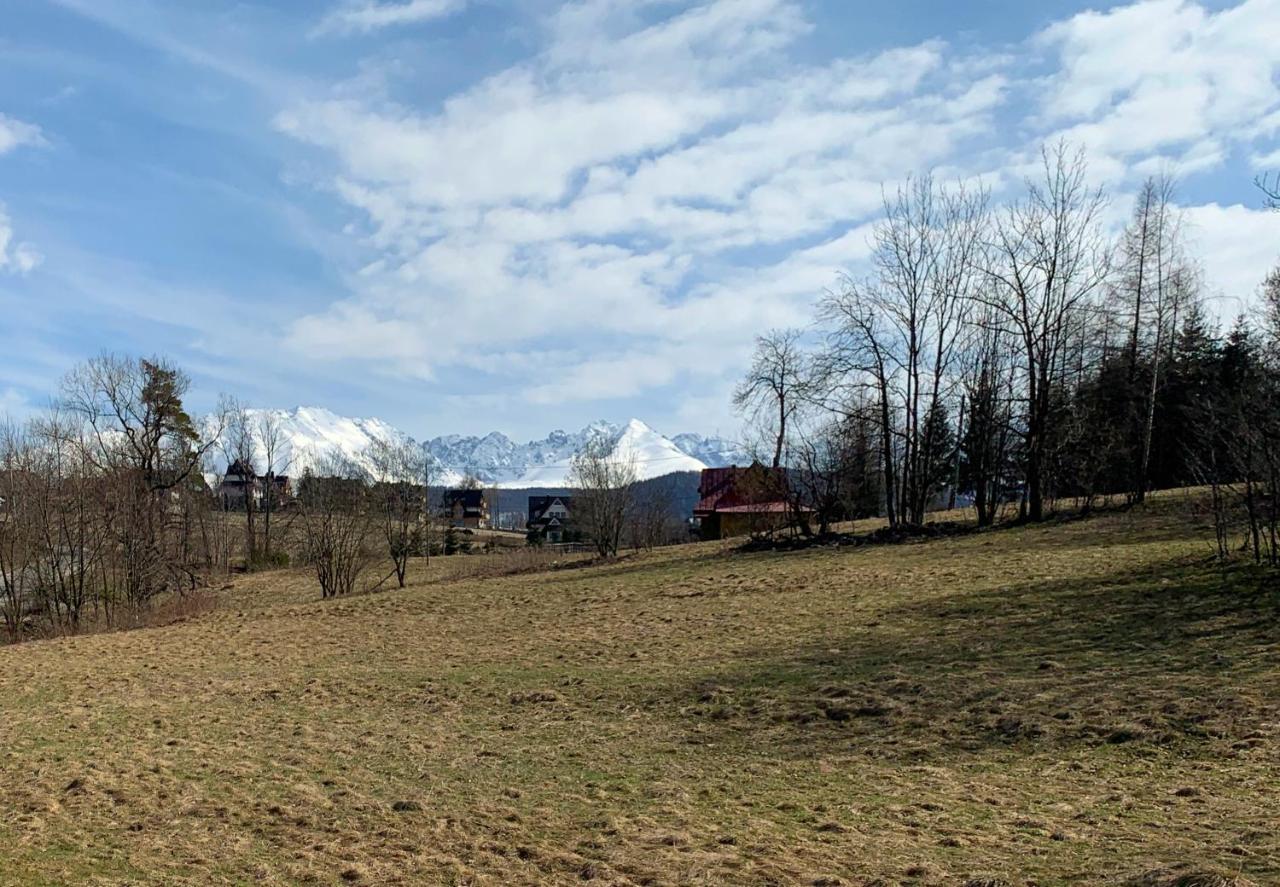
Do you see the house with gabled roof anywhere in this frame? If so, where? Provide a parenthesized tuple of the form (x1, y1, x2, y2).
(527, 495, 573, 543)
(692, 462, 806, 540)
(445, 489, 490, 529)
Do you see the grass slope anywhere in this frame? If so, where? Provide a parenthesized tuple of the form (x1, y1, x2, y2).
(0, 498, 1277, 886)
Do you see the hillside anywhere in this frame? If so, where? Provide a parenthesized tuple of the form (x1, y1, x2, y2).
(0, 496, 1276, 885)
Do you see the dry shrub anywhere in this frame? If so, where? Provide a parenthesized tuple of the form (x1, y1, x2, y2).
(118, 588, 220, 631)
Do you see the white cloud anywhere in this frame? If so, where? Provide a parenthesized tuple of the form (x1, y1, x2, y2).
(315, 0, 467, 35)
(1181, 203, 1280, 321)
(0, 113, 45, 155)
(275, 0, 1280, 411)
(1036, 0, 1280, 175)
(0, 387, 33, 421)
(0, 206, 44, 275)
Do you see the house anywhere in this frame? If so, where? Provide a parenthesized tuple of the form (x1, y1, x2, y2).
(692, 462, 806, 540)
(445, 489, 490, 529)
(527, 495, 573, 543)
(217, 460, 291, 510)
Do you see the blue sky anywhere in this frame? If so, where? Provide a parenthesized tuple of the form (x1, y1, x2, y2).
(1, 0, 1279, 440)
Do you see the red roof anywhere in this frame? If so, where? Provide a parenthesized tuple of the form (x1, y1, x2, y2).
(694, 464, 794, 515)
(711, 503, 794, 514)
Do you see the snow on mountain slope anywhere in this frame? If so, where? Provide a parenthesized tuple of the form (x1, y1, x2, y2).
(205, 408, 743, 488)
(671, 432, 751, 468)
(204, 406, 410, 480)
(505, 419, 707, 488)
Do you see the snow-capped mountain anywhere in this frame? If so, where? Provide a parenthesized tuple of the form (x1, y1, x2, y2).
(671, 432, 752, 468)
(205, 408, 748, 489)
(203, 406, 411, 481)
(492, 419, 709, 488)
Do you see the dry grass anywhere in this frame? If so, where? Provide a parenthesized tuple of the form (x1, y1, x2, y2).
(0, 491, 1276, 886)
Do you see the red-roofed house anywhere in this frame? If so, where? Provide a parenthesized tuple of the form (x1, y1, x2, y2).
(693, 462, 808, 540)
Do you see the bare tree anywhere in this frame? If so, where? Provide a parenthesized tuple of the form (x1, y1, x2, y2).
(0, 421, 36, 641)
(296, 453, 375, 599)
(960, 314, 1017, 526)
(628, 480, 678, 550)
(1257, 172, 1280, 210)
(734, 329, 806, 469)
(220, 399, 258, 565)
(816, 176, 986, 527)
(255, 411, 290, 561)
(977, 142, 1111, 521)
(1110, 174, 1199, 503)
(568, 438, 637, 559)
(817, 286, 900, 527)
(789, 412, 880, 536)
(368, 438, 428, 588)
(26, 409, 110, 633)
(61, 355, 220, 606)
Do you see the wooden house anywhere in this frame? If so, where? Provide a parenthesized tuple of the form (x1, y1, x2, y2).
(692, 463, 806, 540)
(527, 495, 573, 542)
(445, 489, 490, 529)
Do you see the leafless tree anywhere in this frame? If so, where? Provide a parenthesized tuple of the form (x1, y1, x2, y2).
(0, 421, 37, 641)
(220, 398, 259, 565)
(734, 329, 806, 469)
(1111, 174, 1199, 503)
(816, 176, 987, 527)
(296, 453, 375, 599)
(256, 410, 290, 560)
(816, 287, 898, 526)
(628, 481, 678, 550)
(61, 355, 221, 606)
(1257, 172, 1279, 210)
(568, 438, 637, 559)
(26, 409, 110, 633)
(789, 411, 880, 536)
(960, 313, 1017, 527)
(368, 438, 428, 588)
(1260, 265, 1280, 355)
(977, 142, 1111, 521)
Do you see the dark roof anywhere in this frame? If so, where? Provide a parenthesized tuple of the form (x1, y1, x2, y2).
(528, 496, 573, 526)
(693, 463, 791, 515)
(446, 489, 486, 508)
(528, 495, 572, 513)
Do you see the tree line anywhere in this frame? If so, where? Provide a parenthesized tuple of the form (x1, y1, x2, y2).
(737, 141, 1280, 561)
(0, 360, 688, 642)
(0, 355, 445, 639)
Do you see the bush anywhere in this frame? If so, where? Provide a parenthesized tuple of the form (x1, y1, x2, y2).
(248, 549, 290, 571)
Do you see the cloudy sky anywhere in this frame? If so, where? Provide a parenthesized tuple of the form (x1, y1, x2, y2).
(1, 0, 1279, 439)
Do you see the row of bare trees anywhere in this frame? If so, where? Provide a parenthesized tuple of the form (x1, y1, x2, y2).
(736, 141, 1280, 558)
(0, 356, 230, 641)
(0, 353, 451, 638)
(562, 440, 689, 557)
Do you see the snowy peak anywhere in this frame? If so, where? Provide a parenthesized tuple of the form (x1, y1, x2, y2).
(613, 419, 708, 475)
(206, 409, 748, 489)
(204, 405, 411, 480)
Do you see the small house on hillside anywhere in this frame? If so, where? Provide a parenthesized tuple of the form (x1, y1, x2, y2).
(692, 462, 805, 540)
(218, 460, 291, 510)
(445, 489, 490, 529)
(527, 495, 573, 543)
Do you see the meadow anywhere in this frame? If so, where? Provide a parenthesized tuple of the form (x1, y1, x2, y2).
(0, 494, 1275, 886)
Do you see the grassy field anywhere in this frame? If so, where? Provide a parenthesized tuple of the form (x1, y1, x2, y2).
(0, 495, 1276, 886)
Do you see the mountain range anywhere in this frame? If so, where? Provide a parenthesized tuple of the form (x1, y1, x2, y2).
(205, 407, 749, 489)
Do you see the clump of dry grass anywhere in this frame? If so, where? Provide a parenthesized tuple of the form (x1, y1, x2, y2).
(1121, 867, 1257, 887)
(0, 492, 1276, 885)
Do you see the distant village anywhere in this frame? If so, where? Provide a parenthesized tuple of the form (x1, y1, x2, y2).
(214, 458, 801, 544)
